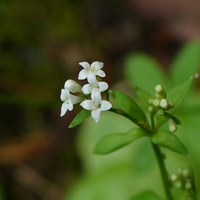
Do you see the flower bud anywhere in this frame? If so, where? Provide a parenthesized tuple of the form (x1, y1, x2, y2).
(160, 99, 168, 109)
(168, 119, 177, 132)
(64, 79, 82, 93)
(155, 84, 163, 93)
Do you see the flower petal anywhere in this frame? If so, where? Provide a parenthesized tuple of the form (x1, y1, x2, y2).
(87, 72, 97, 84)
(78, 69, 88, 80)
(82, 84, 93, 94)
(68, 101, 73, 111)
(70, 94, 82, 104)
(91, 88, 102, 102)
(95, 70, 106, 78)
(80, 100, 94, 110)
(60, 102, 68, 117)
(79, 61, 90, 69)
(98, 81, 108, 92)
(60, 89, 69, 101)
(91, 108, 101, 123)
(91, 61, 103, 70)
(101, 100, 112, 111)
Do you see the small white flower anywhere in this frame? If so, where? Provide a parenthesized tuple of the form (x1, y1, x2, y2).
(78, 61, 106, 84)
(64, 79, 82, 93)
(82, 81, 108, 101)
(60, 88, 82, 117)
(80, 95, 112, 123)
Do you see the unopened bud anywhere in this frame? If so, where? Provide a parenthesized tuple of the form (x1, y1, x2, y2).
(168, 119, 177, 132)
(64, 79, 82, 93)
(160, 99, 168, 109)
(155, 84, 163, 93)
(148, 106, 154, 112)
(153, 99, 160, 107)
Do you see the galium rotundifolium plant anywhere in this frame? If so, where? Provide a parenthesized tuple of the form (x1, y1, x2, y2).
(60, 61, 198, 200)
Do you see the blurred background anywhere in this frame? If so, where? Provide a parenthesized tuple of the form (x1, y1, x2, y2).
(0, 0, 200, 200)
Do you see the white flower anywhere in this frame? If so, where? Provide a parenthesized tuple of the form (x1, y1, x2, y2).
(82, 81, 108, 101)
(80, 95, 112, 123)
(78, 61, 106, 84)
(60, 88, 82, 117)
(64, 79, 82, 93)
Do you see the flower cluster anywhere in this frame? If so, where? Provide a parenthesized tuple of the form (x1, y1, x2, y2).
(60, 61, 112, 122)
(148, 84, 177, 132)
(169, 168, 196, 197)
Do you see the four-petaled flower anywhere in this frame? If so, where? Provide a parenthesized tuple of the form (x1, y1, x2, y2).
(82, 81, 108, 101)
(78, 61, 105, 84)
(80, 95, 112, 123)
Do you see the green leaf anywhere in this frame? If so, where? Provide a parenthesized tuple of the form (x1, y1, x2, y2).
(152, 130, 188, 155)
(109, 90, 148, 128)
(163, 112, 181, 125)
(168, 77, 194, 109)
(124, 54, 167, 95)
(171, 40, 200, 84)
(134, 87, 153, 109)
(69, 110, 90, 128)
(94, 128, 146, 154)
(131, 190, 161, 200)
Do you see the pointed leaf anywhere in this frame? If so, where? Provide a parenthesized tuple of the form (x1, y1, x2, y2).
(171, 40, 200, 84)
(134, 87, 153, 109)
(131, 190, 161, 200)
(168, 77, 194, 109)
(152, 130, 188, 155)
(124, 54, 167, 95)
(135, 87, 153, 104)
(94, 128, 146, 154)
(109, 90, 148, 128)
(163, 112, 181, 125)
(69, 110, 90, 128)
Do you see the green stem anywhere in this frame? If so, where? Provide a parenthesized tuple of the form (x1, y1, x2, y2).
(152, 143, 174, 200)
(150, 113, 174, 200)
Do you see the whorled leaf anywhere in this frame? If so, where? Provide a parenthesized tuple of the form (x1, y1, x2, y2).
(168, 77, 194, 109)
(124, 53, 167, 95)
(94, 128, 146, 155)
(109, 90, 149, 129)
(130, 190, 161, 200)
(163, 112, 181, 125)
(152, 130, 188, 155)
(69, 109, 90, 128)
(170, 40, 200, 85)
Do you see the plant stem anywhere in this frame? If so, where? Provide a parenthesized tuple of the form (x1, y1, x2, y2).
(152, 143, 174, 200)
(150, 113, 174, 200)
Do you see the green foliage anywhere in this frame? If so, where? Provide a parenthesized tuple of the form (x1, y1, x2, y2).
(94, 128, 146, 154)
(152, 131, 188, 155)
(131, 191, 160, 200)
(109, 90, 148, 128)
(170, 40, 200, 84)
(125, 54, 167, 94)
(69, 110, 91, 128)
(168, 77, 194, 109)
(163, 112, 181, 125)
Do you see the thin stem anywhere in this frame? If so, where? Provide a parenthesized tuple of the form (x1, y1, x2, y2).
(150, 112, 174, 200)
(152, 144, 174, 200)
